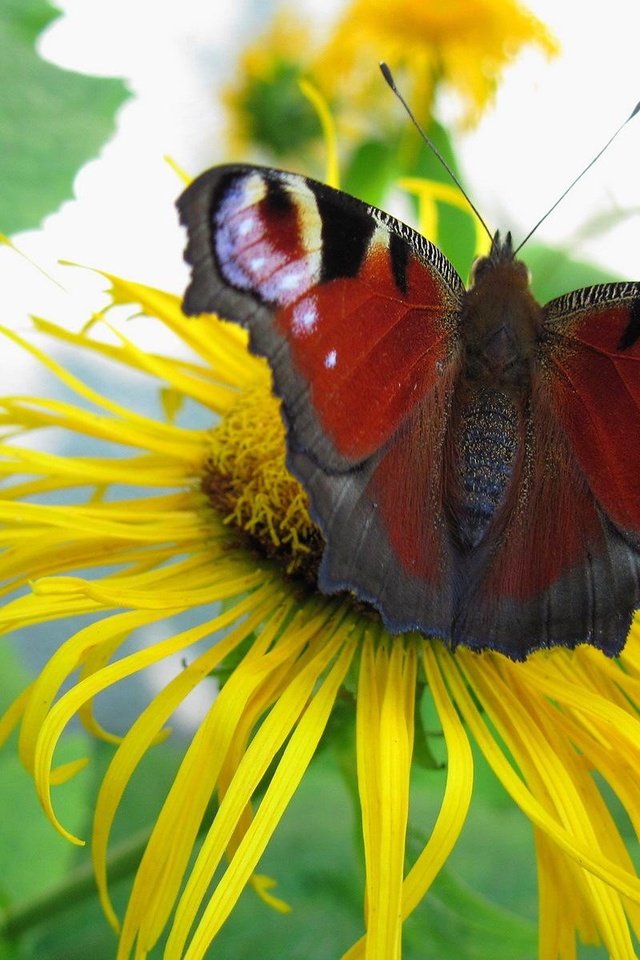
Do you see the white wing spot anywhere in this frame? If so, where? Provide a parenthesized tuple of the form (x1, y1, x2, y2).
(325, 349, 337, 369)
(292, 297, 318, 335)
(260, 254, 321, 306)
(277, 269, 304, 291)
(249, 255, 267, 272)
(237, 213, 257, 237)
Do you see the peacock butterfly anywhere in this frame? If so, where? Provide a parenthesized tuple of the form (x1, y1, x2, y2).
(177, 163, 640, 661)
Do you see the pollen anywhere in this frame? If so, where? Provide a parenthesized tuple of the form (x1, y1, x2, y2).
(202, 380, 322, 575)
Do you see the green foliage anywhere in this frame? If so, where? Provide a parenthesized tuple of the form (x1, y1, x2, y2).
(238, 60, 320, 159)
(0, 643, 94, 957)
(525, 242, 621, 303)
(343, 138, 402, 209)
(0, 0, 128, 233)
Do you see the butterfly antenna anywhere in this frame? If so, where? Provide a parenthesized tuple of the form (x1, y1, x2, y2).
(380, 61, 494, 244)
(514, 99, 640, 255)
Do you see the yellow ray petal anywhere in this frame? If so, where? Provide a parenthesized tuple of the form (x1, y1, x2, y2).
(178, 630, 356, 960)
(20, 608, 171, 773)
(372, 641, 415, 959)
(116, 599, 332, 956)
(399, 177, 491, 256)
(162, 623, 355, 960)
(99, 273, 255, 384)
(298, 78, 340, 188)
(217, 605, 347, 863)
(356, 632, 382, 918)
(446, 651, 640, 907)
(33, 583, 274, 843)
(0, 444, 199, 488)
(403, 642, 473, 911)
(0, 684, 33, 748)
(93, 586, 281, 931)
(0, 325, 212, 450)
(341, 638, 474, 960)
(0, 395, 205, 461)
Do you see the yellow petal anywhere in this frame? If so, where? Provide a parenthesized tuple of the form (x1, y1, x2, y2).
(32, 585, 274, 844)
(353, 637, 416, 960)
(298, 78, 340, 189)
(404, 642, 473, 911)
(179, 629, 356, 960)
(0, 684, 32, 747)
(117, 599, 334, 956)
(94, 587, 280, 932)
(446, 651, 640, 906)
(163, 623, 355, 960)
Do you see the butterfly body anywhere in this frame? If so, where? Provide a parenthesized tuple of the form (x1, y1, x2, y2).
(179, 165, 640, 660)
(445, 239, 541, 551)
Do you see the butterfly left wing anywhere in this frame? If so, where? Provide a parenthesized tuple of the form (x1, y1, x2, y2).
(289, 358, 460, 638)
(452, 282, 640, 658)
(178, 164, 465, 637)
(178, 165, 463, 470)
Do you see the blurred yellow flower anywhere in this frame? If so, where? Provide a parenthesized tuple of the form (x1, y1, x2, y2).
(317, 0, 558, 126)
(225, 0, 558, 164)
(2, 270, 640, 959)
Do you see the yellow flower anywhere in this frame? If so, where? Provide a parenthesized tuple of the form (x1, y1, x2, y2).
(316, 0, 558, 127)
(2, 268, 640, 959)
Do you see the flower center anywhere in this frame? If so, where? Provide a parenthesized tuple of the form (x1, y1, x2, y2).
(202, 380, 323, 579)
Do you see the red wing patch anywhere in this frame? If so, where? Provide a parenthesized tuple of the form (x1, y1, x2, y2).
(485, 386, 603, 599)
(274, 237, 459, 461)
(366, 381, 453, 585)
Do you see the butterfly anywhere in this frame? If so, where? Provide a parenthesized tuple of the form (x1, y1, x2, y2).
(177, 164, 640, 660)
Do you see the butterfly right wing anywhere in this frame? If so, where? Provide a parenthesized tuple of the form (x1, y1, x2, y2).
(452, 282, 640, 658)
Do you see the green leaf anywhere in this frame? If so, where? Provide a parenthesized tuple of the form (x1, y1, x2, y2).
(404, 867, 536, 960)
(524, 242, 622, 303)
(0, 740, 91, 905)
(405, 869, 537, 960)
(413, 682, 445, 771)
(0, 0, 128, 234)
(343, 138, 401, 208)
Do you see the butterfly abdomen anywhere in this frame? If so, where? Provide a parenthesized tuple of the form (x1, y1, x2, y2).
(445, 256, 539, 550)
(448, 385, 520, 550)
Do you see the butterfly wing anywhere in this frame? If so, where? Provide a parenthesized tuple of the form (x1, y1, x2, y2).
(289, 361, 460, 636)
(178, 164, 465, 635)
(179, 165, 463, 466)
(544, 282, 640, 532)
(452, 282, 640, 658)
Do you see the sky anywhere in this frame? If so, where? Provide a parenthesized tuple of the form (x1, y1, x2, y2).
(3, 0, 640, 332)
